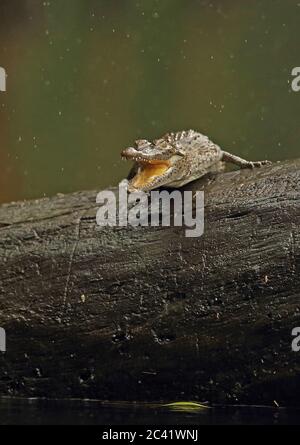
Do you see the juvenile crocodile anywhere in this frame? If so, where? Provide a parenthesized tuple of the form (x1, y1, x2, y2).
(121, 130, 271, 192)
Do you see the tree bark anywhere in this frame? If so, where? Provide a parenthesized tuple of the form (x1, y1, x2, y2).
(0, 159, 299, 406)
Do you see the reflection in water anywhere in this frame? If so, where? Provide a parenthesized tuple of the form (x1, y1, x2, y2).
(0, 0, 299, 203)
(0, 398, 299, 425)
(162, 401, 210, 412)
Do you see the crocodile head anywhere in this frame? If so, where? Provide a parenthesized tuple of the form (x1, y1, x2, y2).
(121, 136, 186, 192)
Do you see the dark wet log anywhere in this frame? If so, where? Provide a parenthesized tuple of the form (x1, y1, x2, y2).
(0, 159, 299, 406)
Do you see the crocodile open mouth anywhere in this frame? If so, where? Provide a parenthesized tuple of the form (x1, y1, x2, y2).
(131, 160, 170, 189)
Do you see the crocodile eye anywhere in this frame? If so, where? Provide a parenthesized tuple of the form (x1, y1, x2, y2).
(135, 139, 151, 149)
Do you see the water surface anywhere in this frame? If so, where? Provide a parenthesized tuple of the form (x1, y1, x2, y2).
(0, 398, 299, 425)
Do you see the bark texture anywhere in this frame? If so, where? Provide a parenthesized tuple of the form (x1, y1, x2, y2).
(0, 159, 299, 406)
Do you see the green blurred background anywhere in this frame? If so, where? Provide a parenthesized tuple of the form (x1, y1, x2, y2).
(0, 0, 299, 204)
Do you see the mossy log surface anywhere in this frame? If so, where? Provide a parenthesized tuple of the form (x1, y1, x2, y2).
(0, 159, 299, 406)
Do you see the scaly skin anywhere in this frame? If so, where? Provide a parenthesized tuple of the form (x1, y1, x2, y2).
(121, 130, 271, 192)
